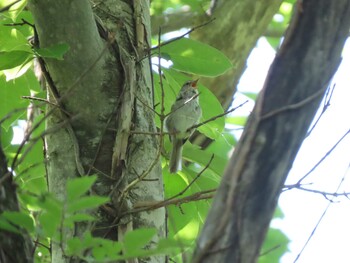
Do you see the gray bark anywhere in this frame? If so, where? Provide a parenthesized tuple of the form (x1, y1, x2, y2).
(193, 0, 350, 262)
(28, 0, 164, 262)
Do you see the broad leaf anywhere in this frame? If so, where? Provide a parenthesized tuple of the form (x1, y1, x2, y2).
(34, 43, 70, 60)
(123, 228, 157, 252)
(0, 216, 20, 233)
(160, 38, 232, 77)
(67, 196, 109, 213)
(66, 175, 97, 201)
(2, 211, 34, 232)
(0, 50, 32, 70)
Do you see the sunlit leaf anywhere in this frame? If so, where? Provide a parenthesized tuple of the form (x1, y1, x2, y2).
(226, 116, 248, 126)
(0, 50, 32, 70)
(0, 25, 32, 52)
(160, 38, 232, 77)
(0, 73, 31, 130)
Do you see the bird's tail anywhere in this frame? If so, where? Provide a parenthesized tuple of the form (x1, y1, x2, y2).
(169, 138, 183, 173)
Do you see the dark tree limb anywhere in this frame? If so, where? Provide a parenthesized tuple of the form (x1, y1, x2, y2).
(0, 143, 33, 263)
(193, 0, 350, 262)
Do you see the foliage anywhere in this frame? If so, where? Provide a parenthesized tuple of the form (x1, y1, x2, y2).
(0, 0, 291, 262)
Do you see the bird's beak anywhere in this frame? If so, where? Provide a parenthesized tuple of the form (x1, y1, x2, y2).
(191, 79, 199, 88)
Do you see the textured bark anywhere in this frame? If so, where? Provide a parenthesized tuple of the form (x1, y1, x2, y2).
(28, 1, 118, 261)
(0, 144, 33, 263)
(193, 0, 350, 262)
(29, 0, 164, 262)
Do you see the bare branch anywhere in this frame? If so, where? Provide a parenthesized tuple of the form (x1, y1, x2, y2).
(294, 162, 350, 262)
(297, 128, 350, 184)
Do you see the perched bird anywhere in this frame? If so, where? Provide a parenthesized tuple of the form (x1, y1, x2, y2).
(165, 79, 202, 173)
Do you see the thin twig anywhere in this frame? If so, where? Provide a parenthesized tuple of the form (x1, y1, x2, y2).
(260, 86, 328, 121)
(297, 128, 350, 184)
(259, 244, 282, 257)
(306, 84, 335, 137)
(168, 154, 215, 200)
(123, 189, 216, 217)
(293, 162, 350, 262)
(285, 185, 350, 200)
(21, 95, 72, 115)
(121, 155, 215, 216)
(150, 18, 216, 51)
(189, 100, 249, 131)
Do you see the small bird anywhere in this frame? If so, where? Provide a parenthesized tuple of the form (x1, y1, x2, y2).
(165, 79, 202, 173)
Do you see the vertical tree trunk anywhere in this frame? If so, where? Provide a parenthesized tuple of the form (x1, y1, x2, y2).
(28, 0, 164, 262)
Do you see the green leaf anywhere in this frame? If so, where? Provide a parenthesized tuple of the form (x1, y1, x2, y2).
(160, 38, 232, 77)
(37, 194, 63, 218)
(274, 206, 285, 219)
(226, 116, 248, 126)
(183, 143, 226, 176)
(66, 175, 97, 201)
(123, 228, 157, 252)
(2, 211, 34, 232)
(265, 2, 293, 49)
(39, 212, 61, 238)
(259, 228, 289, 263)
(157, 237, 186, 252)
(64, 213, 96, 227)
(206, 131, 236, 160)
(241, 91, 258, 101)
(0, 50, 32, 70)
(67, 196, 109, 213)
(34, 43, 70, 60)
(3, 0, 27, 20)
(67, 237, 83, 255)
(0, 71, 35, 130)
(0, 125, 13, 149)
(0, 216, 20, 233)
(0, 25, 32, 52)
(92, 245, 107, 260)
(163, 170, 201, 234)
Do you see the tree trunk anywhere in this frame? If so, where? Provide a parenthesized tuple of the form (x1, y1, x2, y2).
(28, 0, 164, 262)
(193, 0, 350, 262)
(0, 144, 33, 263)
